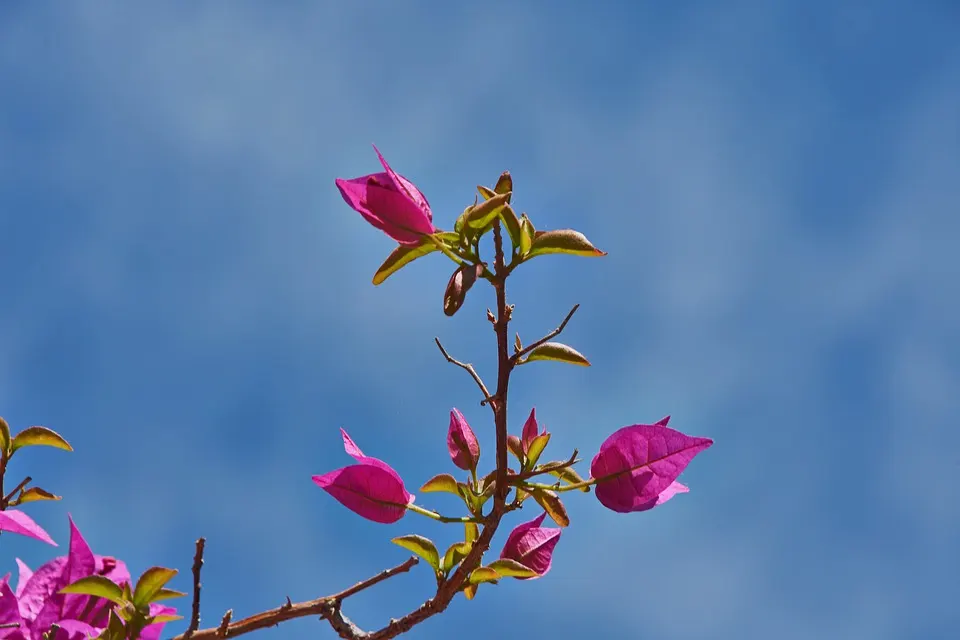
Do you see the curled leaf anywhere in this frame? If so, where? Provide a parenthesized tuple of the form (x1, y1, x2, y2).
(133, 567, 178, 607)
(466, 192, 510, 230)
(392, 535, 440, 572)
(526, 229, 606, 259)
(10, 426, 73, 453)
(494, 171, 513, 196)
(443, 263, 484, 317)
(372, 232, 458, 285)
(419, 473, 460, 495)
(14, 486, 62, 504)
(0, 417, 10, 455)
(468, 567, 501, 585)
(521, 342, 591, 367)
(486, 558, 538, 579)
(441, 541, 471, 574)
(531, 488, 570, 527)
(518, 215, 535, 255)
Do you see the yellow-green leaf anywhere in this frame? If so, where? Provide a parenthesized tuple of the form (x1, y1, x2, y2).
(392, 535, 440, 571)
(518, 215, 535, 255)
(526, 229, 606, 259)
(15, 487, 62, 504)
(524, 433, 551, 470)
(372, 232, 458, 285)
(464, 522, 479, 545)
(61, 576, 126, 605)
(531, 488, 570, 527)
(468, 566, 501, 585)
(148, 614, 184, 623)
(499, 204, 521, 249)
(486, 558, 538, 579)
(441, 541, 471, 574)
(419, 473, 460, 495)
(521, 342, 590, 367)
(133, 567, 178, 607)
(151, 588, 187, 601)
(466, 192, 510, 229)
(11, 426, 73, 453)
(476, 185, 497, 200)
(463, 583, 478, 600)
(0, 417, 10, 456)
(537, 462, 589, 492)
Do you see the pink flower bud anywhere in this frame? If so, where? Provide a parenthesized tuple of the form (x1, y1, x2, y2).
(335, 145, 435, 245)
(447, 409, 480, 471)
(499, 512, 561, 579)
(313, 428, 413, 524)
(520, 407, 546, 454)
(590, 419, 712, 513)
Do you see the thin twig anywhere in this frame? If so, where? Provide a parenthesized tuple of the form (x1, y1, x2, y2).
(183, 538, 206, 638)
(168, 557, 419, 640)
(511, 303, 580, 364)
(2, 475, 31, 508)
(434, 338, 494, 403)
(510, 449, 581, 482)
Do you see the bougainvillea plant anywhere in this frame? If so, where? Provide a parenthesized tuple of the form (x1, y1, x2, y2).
(1, 146, 712, 639)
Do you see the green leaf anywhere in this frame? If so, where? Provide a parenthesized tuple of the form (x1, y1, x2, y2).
(537, 462, 590, 492)
(466, 192, 510, 230)
(15, 486, 62, 504)
(521, 342, 591, 367)
(148, 613, 184, 624)
(468, 567, 501, 585)
(151, 588, 187, 601)
(391, 535, 440, 571)
(494, 171, 513, 196)
(463, 583, 478, 600)
(10, 426, 73, 453)
(419, 473, 460, 495)
(372, 232, 458, 286)
(441, 541, 471, 574)
(531, 488, 570, 527)
(476, 185, 497, 200)
(499, 205, 522, 249)
(61, 576, 126, 605)
(464, 522, 479, 545)
(524, 433, 551, 470)
(133, 567, 178, 607)
(526, 229, 606, 259)
(518, 215, 535, 255)
(0, 417, 10, 456)
(486, 558, 538, 579)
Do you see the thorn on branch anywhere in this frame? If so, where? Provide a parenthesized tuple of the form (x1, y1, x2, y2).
(217, 610, 232, 638)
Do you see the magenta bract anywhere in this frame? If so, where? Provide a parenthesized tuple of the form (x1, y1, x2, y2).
(4, 516, 174, 640)
(446, 409, 480, 471)
(0, 510, 56, 547)
(499, 513, 561, 579)
(335, 145, 435, 245)
(590, 418, 712, 513)
(520, 408, 544, 453)
(312, 428, 413, 524)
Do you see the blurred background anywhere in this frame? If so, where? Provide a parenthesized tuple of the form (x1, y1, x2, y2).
(1, 2, 957, 639)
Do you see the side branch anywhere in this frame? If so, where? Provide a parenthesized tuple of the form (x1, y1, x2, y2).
(183, 537, 206, 638)
(511, 303, 580, 364)
(434, 338, 494, 405)
(169, 556, 419, 640)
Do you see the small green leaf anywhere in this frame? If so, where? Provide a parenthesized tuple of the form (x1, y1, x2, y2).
(537, 462, 590, 492)
(499, 205, 522, 249)
(465, 522, 479, 545)
(15, 487, 62, 504)
(441, 541, 471, 574)
(494, 172, 513, 196)
(518, 214, 535, 255)
(148, 613, 184, 623)
(521, 342, 591, 367)
(463, 583, 478, 600)
(10, 426, 73, 453)
(0, 417, 10, 456)
(468, 567, 501, 585)
(133, 567, 178, 607)
(372, 232, 458, 286)
(419, 473, 460, 495)
(524, 433, 551, 470)
(526, 229, 606, 259)
(392, 535, 440, 571)
(476, 185, 497, 200)
(486, 558, 538, 579)
(531, 488, 570, 527)
(61, 576, 126, 605)
(151, 588, 187, 602)
(466, 192, 510, 230)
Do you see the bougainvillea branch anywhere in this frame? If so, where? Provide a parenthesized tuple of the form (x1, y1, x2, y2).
(1, 145, 713, 640)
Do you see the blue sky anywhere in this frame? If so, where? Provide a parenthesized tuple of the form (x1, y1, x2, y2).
(1, 2, 958, 639)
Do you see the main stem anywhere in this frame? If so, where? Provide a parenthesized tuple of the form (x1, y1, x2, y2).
(362, 223, 513, 640)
